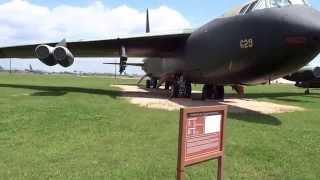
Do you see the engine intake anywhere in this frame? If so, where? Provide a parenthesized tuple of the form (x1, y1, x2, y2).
(53, 46, 74, 67)
(312, 67, 320, 78)
(35, 45, 57, 66)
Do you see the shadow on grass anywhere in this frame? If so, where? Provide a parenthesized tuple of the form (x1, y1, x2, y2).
(0, 84, 119, 98)
(241, 92, 320, 104)
(228, 112, 282, 126)
(245, 92, 320, 99)
(117, 83, 140, 86)
(31, 91, 68, 96)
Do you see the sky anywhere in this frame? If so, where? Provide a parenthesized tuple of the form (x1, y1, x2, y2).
(0, 0, 320, 74)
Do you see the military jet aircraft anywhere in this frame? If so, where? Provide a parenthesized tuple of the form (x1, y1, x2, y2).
(0, 0, 320, 100)
(284, 65, 320, 94)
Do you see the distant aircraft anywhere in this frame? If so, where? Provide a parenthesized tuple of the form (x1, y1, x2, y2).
(284, 65, 320, 94)
(0, 0, 320, 100)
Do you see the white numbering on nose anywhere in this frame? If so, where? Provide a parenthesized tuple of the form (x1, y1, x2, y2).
(240, 38, 254, 49)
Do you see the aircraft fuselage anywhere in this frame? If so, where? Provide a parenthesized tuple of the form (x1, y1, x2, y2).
(143, 5, 320, 85)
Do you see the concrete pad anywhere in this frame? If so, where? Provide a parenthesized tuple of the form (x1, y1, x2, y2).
(112, 85, 304, 114)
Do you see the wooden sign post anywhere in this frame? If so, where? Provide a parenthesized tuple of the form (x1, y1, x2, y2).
(177, 105, 228, 180)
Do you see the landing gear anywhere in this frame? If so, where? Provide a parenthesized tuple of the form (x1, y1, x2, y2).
(165, 81, 170, 90)
(305, 88, 310, 95)
(168, 75, 192, 98)
(146, 79, 151, 89)
(169, 82, 179, 98)
(185, 82, 192, 98)
(146, 78, 158, 89)
(214, 86, 225, 100)
(202, 84, 225, 100)
(151, 78, 158, 89)
(202, 84, 213, 100)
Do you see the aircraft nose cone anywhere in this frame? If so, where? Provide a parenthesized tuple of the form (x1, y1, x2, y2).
(306, 10, 320, 48)
(283, 6, 320, 48)
(312, 24, 320, 48)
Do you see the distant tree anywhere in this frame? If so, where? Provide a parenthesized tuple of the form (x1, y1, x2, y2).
(0, 65, 4, 71)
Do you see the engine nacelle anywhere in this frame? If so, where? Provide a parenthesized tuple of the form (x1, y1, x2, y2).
(285, 66, 320, 82)
(295, 81, 320, 88)
(53, 46, 74, 67)
(35, 45, 57, 66)
(312, 67, 320, 78)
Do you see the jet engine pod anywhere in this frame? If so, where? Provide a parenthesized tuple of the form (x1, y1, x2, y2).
(35, 45, 57, 66)
(53, 46, 74, 67)
(312, 67, 320, 78)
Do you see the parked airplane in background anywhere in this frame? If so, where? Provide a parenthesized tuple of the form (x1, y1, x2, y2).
(0, 0, 320, 100)
(284, 65, 320, 94)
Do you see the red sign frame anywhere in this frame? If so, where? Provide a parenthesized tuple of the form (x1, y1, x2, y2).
(177, 105, 228, 180)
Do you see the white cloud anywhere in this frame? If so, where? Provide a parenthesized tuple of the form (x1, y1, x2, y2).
(0, 0, 191, 46)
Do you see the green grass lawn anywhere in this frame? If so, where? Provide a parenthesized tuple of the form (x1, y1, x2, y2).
(0, 73, 319, 180)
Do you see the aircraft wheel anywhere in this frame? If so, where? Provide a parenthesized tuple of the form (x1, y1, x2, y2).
(151, 78, 158, 89)
(305, 89, 310, 95)
(185, 82, 192, 98)
(146, 79, 151, 89)
(202, 84, 213, 100)
(169, 82, 179, 98)
(165, 81, 170, 90)
(213, 86, 225, 100)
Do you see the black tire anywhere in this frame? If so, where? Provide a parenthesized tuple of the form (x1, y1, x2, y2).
(202, 85, 208, 100)
(214, 86, 225, 100)
(146, 79, 151, 89)
(202, 84, 213, 100)
(165, 81, 170, 90)
(169, 82, 179, 98)
(208, 85, 214, 99)
(185, 82, 192, 98)
(151, 78, 158, 89)
(305, 89, 310, 95)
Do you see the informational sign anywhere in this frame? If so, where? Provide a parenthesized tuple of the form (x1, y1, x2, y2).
(177, 105, 228, 180)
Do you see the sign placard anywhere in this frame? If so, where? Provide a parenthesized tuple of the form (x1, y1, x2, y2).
(177, 105, 228, 180)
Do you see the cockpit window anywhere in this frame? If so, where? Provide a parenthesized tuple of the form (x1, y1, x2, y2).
(290, 0, 307, 4)
(239, 1, 259, 15)
(222, 0, 308, 18)
(271, 0, 290, 7)
(240, 4, 251, 14)
(246, 1, 259, 12)
(240, 0, 264, 14)
(254, 0, 267, 10)
(270, 0, 307, 7)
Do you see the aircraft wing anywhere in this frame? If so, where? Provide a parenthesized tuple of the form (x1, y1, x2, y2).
(0, 32, 191, 59)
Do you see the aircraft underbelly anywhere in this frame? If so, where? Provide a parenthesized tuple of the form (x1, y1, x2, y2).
(143, 58, 186, 78)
